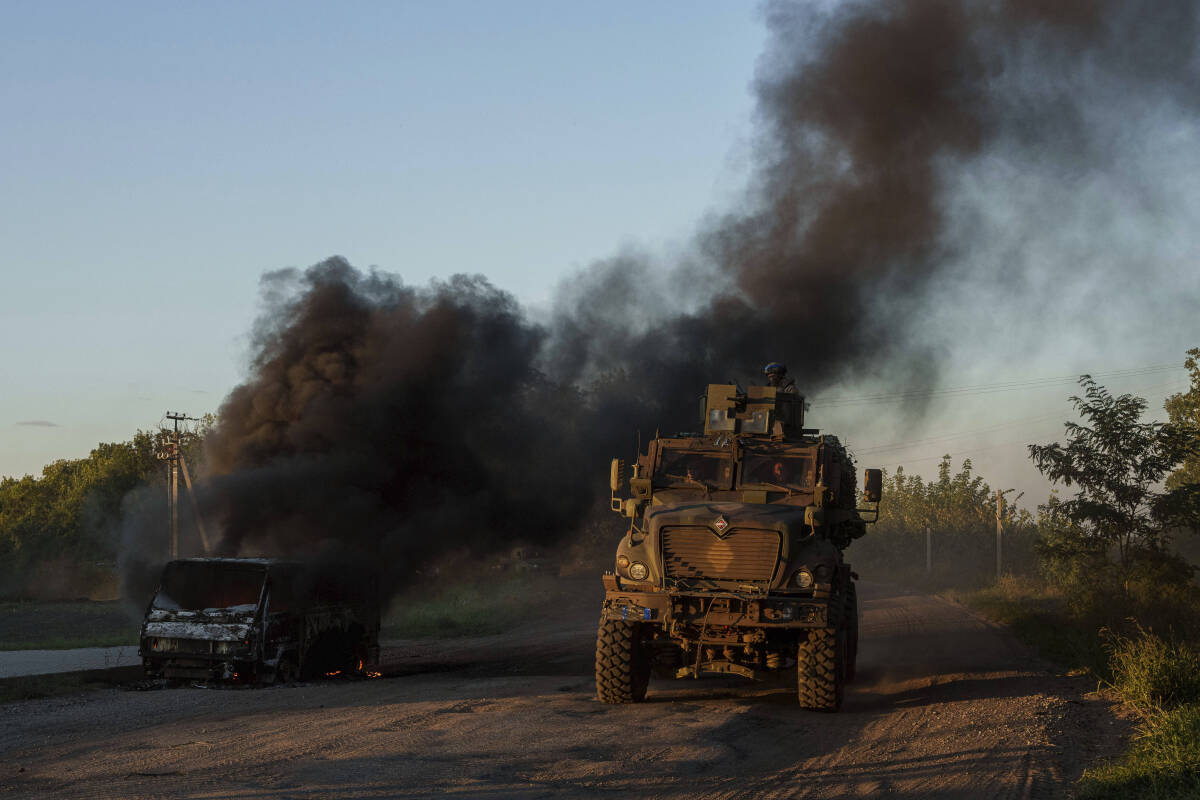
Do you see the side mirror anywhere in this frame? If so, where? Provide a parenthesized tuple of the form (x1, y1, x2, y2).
(863, 468, 882, 503)
(610, 459, 626, 493)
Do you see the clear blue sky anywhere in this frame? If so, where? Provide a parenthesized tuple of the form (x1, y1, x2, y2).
(0, 2, 767, 478)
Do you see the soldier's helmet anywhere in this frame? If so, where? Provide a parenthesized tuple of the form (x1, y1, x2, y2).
(763, 362, 787, 377)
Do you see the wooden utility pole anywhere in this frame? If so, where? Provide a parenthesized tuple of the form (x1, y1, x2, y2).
(159, 412, 205, 559)
(178, 455, 211, 553)
(995, 488, 1004, 580)
(925, 525, 932, 574)
(170, 455, 179, 559)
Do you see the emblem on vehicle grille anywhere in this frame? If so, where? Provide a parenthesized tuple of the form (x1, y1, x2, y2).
(713, 515, 729, 534)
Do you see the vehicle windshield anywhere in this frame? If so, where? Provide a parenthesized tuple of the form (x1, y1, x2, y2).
(152, 561, 266, 611)
(654, 451, 733, 488)
(740, 453, 815, 490)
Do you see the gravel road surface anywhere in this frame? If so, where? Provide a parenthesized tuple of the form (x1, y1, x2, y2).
(0, 580, 1127, 799)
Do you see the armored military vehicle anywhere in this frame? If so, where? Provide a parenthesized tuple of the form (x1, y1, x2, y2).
(140, 557, 380, 684)
(595, 384, 882, 711)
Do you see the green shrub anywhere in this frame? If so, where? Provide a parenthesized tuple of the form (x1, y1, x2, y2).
(1105, 628, 1200, 712)
(1079, 703, 1200, 799)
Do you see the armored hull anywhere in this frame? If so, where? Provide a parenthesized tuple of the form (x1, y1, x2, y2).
(595, 384, 879, 710)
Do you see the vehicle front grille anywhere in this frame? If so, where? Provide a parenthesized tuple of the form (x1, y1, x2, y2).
(147, 638, 241, 655)
(662, 527, 781, 583)
(158, 638, 213, 654)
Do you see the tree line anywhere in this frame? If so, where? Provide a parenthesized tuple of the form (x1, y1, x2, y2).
(848, 455, 1040, 584)
(2, 351, 1197, 601)
(0, 427, 207, 599)
(853, 348, 1200, 600)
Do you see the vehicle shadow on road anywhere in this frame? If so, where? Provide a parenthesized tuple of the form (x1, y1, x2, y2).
(847, 671, 1062, 711)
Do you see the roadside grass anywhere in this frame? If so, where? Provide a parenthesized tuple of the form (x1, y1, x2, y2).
(949, 576, 1108, 675)
(1078, 703, 1200, 799)
(0, 601, 139, 650)
(957, 576, 1200, 798)
(1104, 629, 1200, 711)
(1077, 629, 1200, 798)
(381, 570, 573, 639)
(1, 570, 579, 647)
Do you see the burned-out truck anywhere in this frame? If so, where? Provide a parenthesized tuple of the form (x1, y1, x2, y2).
(596, 384, 882, 711)
(140, 557, 380, 683)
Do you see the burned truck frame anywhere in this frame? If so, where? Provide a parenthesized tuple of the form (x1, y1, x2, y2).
(140, 557, 380, 684)
(596, 384, 882, 711)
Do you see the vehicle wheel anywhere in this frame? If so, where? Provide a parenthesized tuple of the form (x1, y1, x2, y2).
(845, 582, 859, 683)
(595, 617, 651, 704)
(796, 628, 844, 711)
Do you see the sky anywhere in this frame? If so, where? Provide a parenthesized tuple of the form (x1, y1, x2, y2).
(0, 2, 765, 475)
(2, 1, 1197, 504)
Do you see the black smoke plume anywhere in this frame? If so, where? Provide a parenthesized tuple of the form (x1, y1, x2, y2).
(121, 0, 1200, 600)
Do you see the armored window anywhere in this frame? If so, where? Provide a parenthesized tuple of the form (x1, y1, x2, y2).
(653, 451, 733, 489)
(739, 454, 815, 490)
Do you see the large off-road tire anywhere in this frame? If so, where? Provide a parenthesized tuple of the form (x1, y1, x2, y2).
(845, 582, 859, 683)
(796, 627, 844, 712)
(595, 618, 651, 704)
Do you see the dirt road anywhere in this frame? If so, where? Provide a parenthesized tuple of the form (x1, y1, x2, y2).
(0, 581, 1126, 799)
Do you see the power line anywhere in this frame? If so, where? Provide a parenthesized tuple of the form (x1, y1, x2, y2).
(844, 375, 1188, 465)
(816, 364, 1180, 407)
(868, 437, 1050, 469)
(852, 412, 1064, 457)
(810, 363, 1184, 409)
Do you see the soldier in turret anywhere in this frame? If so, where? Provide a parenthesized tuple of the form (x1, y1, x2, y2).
(763, 362, 797, 393)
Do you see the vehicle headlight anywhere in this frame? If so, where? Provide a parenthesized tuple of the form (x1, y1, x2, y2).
(616, 555, 630, 570)
(628, 562, 649, 581)
(794, 568, 814, 589)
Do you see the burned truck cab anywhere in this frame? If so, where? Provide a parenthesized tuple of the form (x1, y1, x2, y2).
(596, 384, 882, 711)
(140, 557, 380, 684)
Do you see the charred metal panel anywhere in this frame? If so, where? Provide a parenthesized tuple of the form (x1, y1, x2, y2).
(140, 557, 379, 684)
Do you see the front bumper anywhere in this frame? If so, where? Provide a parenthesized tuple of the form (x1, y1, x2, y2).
(140, 637, 256, 680)
(599, 581, 829, 629)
